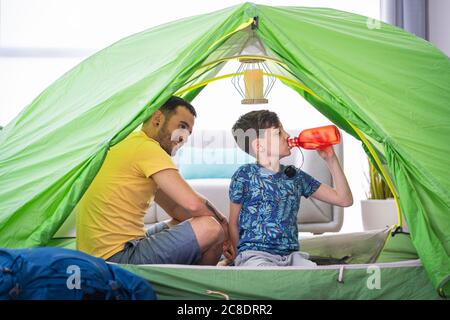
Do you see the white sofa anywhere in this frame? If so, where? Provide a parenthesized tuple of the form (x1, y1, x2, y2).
(144, 130, 344, 234)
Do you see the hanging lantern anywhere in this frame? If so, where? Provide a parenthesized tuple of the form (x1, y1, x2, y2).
(232, 58, 276, 104)
(231, 18, 276, 104)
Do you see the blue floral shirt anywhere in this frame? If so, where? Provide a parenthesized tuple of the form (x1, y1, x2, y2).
(229, 163, 321, 256)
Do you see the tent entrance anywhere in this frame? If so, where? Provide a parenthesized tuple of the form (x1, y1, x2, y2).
(174, 54, 405, 230)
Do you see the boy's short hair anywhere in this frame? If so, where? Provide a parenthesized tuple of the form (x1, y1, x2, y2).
(160, 96, 197, 118)
(232, 110, 281, 156)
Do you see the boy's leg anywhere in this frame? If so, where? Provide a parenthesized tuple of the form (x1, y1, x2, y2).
(235, 250, 279, 267)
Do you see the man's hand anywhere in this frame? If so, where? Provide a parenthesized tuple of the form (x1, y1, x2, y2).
(222, 232, 236, 261)
(204, 200, 236, 261)
(214, 212, 236, 261)
(223, 245, 236, 262)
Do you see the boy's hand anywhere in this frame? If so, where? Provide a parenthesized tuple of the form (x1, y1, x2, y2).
(317, 146, 336, 161)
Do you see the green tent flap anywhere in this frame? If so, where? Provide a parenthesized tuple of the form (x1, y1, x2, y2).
(0, 3, 253, 247)
(1, 3, 449, 297)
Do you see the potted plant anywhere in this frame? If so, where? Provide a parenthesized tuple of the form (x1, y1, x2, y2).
(361, 160, 398, 231)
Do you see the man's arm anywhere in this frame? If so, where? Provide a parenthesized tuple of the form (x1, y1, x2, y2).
(152, 168, 227, 222)
(203, 196, 235, 262)
(153, 168, 234, 261)
(310, 147, 353, 207)
(154, 188, 190, 222)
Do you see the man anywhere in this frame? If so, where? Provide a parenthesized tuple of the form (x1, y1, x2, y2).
(76, 96, 234, 265)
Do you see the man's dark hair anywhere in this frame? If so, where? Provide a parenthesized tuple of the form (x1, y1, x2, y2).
(160, 96, 197, 118)
(231, 110, 281, 155)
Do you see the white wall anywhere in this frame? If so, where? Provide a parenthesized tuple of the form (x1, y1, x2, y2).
(428, 0, 450, 57)
(0, 0, 380, 126)
(0, 0, 381, 233)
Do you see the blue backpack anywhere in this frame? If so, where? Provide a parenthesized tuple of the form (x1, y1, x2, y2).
(0, 247, 156, 300)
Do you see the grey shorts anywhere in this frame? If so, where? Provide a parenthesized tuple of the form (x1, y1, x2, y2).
(234, 250, 317, 267)
(107, 221, 201, 265)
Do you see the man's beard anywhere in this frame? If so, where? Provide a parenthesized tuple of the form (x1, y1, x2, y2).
(156, 123, 173, 155)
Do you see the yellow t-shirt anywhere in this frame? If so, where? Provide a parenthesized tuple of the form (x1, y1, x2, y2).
(76, 130, 177, 259)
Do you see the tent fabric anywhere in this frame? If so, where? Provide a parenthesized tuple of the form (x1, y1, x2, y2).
(0, 3, 449, 296)
(47, 230, 438, 300)
(301, 228, 390, 265)
(376, 232, 420, 263)
(0, 3, 252, 247)
(252, 8, 450, 296)
(119, 261, 439, 300)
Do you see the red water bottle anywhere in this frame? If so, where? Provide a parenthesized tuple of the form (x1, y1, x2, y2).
(287, 125, 341, 150)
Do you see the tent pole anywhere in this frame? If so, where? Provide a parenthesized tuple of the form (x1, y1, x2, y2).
(175, 72, 313, 97)
(207, 18, 255, 50)
(194, 55, 287, 74)
(344, 121, 403, 229)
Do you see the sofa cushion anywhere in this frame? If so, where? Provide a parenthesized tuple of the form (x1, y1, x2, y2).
(177, 147, 253, 179)
(154, 179, 231, 222)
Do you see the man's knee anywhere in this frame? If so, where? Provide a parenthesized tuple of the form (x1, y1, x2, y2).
(190, 216, 224, 247)
(196, 216, 224, 241)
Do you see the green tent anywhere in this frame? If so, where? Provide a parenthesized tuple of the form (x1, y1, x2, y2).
(0, 3, 449, 299)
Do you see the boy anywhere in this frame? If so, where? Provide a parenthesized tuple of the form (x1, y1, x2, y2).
(225, 110, 353, 267)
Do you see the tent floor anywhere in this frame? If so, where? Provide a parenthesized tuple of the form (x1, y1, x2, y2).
(47, 228, 441, 299)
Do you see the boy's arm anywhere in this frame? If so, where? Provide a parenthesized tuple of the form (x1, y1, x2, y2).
(310, 146, 353, 207)
(228, 202, 242, 257)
